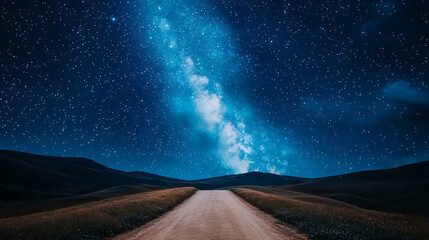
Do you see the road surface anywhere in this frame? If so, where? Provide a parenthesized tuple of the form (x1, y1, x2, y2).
(113, 190, 307, 240)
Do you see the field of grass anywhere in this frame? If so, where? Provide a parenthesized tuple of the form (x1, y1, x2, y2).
(0, 187, 196, 240)
(232, 187, 429, 240)
(0, 185, 163, 218)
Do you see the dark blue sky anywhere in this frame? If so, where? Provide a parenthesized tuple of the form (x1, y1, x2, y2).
(1, 0, 428, 179)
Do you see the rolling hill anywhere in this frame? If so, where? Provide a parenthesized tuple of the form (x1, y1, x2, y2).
(282, 161, 429, 217)
(1, 149, 428, 218)
(0, 150, 308, 203)
(0, 150, 184, 202)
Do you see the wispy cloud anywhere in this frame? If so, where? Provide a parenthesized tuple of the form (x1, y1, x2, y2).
(383, 80, 429, 104)
(195, 92, 222, 126)
(302, 80, 429, 125)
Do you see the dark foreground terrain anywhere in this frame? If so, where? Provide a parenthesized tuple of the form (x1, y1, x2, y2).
(283, 160, 429, 217)
(0, 187, 196, 240)
(233, 187, 429, 240)
(1, 150, 428, 239)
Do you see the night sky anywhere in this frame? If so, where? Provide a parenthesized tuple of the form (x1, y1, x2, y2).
(1, 0, 428, 179)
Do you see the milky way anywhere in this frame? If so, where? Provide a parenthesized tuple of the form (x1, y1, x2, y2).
(145, 0, 291, 173)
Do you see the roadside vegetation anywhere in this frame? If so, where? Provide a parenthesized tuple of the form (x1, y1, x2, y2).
(0, 185, 161, 218)
(232, 187, 429, 240)
(0, 187, 196, 240)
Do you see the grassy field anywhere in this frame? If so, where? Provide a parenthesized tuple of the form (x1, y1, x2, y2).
(0, 187, 196, 240)
(232, 187, 429, 240)
(0, 185, 164, 218)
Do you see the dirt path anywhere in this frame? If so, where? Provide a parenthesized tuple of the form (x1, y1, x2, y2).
(113, 190, 307, 240)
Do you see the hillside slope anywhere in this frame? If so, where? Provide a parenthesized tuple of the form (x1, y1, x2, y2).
(0, 150, 183, 202)
(283, 161, 429, 217)
(0, 150, 308, 203)
(2, 149, 428, 217)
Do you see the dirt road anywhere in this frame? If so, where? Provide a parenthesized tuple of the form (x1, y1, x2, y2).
(113, 190, 307, 240)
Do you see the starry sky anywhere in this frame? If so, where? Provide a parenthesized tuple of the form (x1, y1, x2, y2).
(1, 0, 428, 179)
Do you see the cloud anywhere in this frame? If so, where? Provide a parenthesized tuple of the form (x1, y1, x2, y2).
(219, 122, 251, 173)
(383, 80, 429, 104)
(195, 91, 222, 125)
(302, 80, 429, 126)
(190, 75, 209, 86)
(185, 57, 194, 68)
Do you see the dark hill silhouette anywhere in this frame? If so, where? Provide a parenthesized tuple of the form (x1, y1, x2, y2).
(0, 150, 184, 202)
(187, 171, 309, 189)
(0, 150, 308, 203)
(283, 161, 429, 217)
(1, 150, 428, 217)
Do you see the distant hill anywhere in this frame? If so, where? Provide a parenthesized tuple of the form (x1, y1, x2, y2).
(0, 150, 308, 203)
(2, 150, 428, 217)
(0, 150, 184, 202)
(282, 161, 429, 217)
(187, 172, 309, 190)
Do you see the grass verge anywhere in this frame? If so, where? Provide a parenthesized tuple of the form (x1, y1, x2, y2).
(232, 187, 429, 240)
(0, 185, 162, 218)
(0, 187, 196, 240)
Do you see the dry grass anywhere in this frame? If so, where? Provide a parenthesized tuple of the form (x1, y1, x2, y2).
(0, 185, 160, 218)
(0, 187, 196, 240)
(232, 187, 429, 240)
